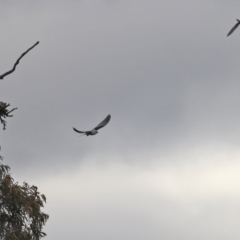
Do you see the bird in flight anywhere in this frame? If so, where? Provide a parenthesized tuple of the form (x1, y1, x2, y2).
(227, 19, 240, 37)
(73, 114, 111, 136)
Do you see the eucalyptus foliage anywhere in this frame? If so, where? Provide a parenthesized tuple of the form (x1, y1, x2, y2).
(0, 159, 49, 240)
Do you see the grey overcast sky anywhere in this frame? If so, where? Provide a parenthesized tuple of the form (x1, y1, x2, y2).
(1, 1, 240, 239)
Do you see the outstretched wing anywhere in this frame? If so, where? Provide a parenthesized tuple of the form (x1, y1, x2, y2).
(227, 21, 240, 36)
(94, 114, 111, 130)
(73, 127, 86, 134)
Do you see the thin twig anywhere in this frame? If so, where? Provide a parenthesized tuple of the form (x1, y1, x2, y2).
(0, 41, 40, 80)
(6, 108, 17, 115)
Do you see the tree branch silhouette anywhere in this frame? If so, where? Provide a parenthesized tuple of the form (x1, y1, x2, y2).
(0, 41, 39, 80)
(0, 102, 17, 130)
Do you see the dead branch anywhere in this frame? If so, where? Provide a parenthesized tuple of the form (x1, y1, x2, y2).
(0, 41, 39, 80)
(0, 102, 17, 130)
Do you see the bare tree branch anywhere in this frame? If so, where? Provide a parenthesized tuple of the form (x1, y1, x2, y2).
(0, 41, 39, 80)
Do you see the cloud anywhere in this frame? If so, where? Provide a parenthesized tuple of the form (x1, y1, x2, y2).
(36, 145, 240, 240)
(1, 1, 240, 239)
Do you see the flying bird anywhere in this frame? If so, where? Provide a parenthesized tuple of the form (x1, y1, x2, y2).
(227, 19, 240, 37)
(73, 114, 111, 136)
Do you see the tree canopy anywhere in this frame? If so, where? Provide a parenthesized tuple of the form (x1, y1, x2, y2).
(0, 42, 49, 239)
(0, 159, 49, 240)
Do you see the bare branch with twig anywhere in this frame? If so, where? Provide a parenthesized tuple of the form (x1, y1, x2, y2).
(0, 41, 39, 80)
